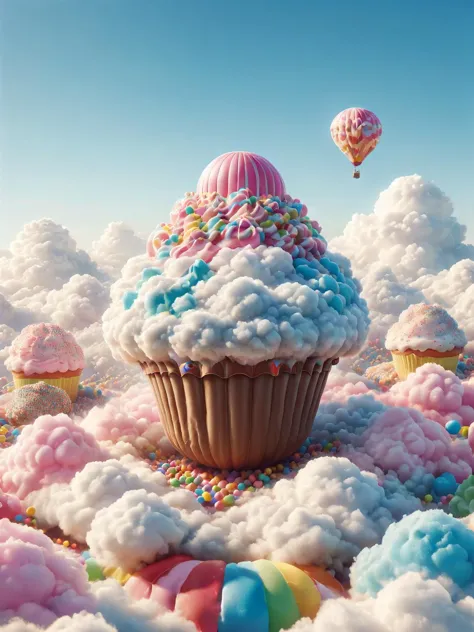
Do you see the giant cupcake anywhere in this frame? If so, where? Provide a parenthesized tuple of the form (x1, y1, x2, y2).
(103, 151, 369, 468)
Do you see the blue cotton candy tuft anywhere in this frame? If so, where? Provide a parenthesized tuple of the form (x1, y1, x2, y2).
(351, 509, 474, 597)
(144, 259, 212, 316)
(172, 293, 197, 317)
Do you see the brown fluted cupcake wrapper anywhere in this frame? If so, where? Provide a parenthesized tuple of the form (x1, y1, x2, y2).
(141, 357, 338, 470)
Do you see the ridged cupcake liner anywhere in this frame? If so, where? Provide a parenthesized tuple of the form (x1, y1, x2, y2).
(141, 357, 338, 470)
(391, 352, 460, 380)
(12, 374, 81, 402)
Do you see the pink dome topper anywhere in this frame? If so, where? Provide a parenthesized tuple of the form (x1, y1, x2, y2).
(196, 151, 286, 198)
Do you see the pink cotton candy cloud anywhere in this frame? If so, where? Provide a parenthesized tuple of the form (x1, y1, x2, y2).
(0, 520, 95, 627)
(381, 363, 474, 427)
(0, 414, 104, 498)
(81, 383, 172, 456)
(321, 368, 374, 404)
(361, 407, 473, 482)
(0, 492, 22, 520)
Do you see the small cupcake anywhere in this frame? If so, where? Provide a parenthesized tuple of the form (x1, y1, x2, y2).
(385, 303, 467, 379)
(5, 323, 85, 402)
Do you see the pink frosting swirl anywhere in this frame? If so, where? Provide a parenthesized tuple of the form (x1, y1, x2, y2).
(5, 323, 85, 376)
(147, 188, 327, 264)
(222, 218, 261, 249)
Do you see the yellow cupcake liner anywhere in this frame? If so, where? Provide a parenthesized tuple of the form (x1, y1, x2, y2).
(392, 353, 459, 380)
(12, 375, 81, 402)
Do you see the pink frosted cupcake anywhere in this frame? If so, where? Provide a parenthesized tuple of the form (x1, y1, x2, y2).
(5, 323, 85, 402)
(386, 303, 466, 379)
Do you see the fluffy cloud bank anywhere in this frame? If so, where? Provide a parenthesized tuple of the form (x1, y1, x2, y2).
(0, 219, 145, 386)
(330, 175, 474, 346)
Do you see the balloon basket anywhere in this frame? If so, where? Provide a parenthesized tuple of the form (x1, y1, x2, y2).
(353, 170, 360, 179)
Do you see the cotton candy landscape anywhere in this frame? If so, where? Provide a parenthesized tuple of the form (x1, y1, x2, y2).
(1, 164, 474, 632)
(2, 0, 472, 628)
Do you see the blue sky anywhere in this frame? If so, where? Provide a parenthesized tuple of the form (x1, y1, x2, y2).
(2, 0, 473, 250)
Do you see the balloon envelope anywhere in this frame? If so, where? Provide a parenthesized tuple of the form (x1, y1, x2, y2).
(330, 108, 382, 167)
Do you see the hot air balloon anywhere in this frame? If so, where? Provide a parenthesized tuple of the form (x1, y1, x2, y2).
(330, 108, 382, 178)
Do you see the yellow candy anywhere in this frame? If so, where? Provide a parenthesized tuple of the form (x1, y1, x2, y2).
(26, 507, 36, 517)
(202, 492, 212, 502)
(103, 567, 131, 585)
(0, 436, 5, 444)
(63, 541, 70, 548)
(461, 427, 469, 438)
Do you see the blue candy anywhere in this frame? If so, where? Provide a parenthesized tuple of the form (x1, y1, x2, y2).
(142, 268, 161, 281)
(320, 257, 340, 276)
(293, 258, 309, 268)
(330, 294, 345, 314)
(296, 264, 318, 280)
(433, 473, 458, 497)
(319, 274, 339, 293)
(123, 291, 138, 310)
(338, 282, 354, 303)
(446, 419, 462, 435)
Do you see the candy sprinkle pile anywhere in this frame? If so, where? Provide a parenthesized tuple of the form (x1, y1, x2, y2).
(351, 339, 392, 376)
(145, 437, 342, 510)
(11, 505, 39, 528)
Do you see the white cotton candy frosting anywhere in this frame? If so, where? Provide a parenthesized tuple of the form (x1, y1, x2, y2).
(103, 244, 370, 366)
(385, 303, 467, 353)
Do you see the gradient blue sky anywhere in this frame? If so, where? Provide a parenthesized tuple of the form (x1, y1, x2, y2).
(2, 0, 473, 250)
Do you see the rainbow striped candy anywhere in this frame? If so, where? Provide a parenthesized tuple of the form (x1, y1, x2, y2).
(124, 555, 345, 632)
(197, 151, 286, 199)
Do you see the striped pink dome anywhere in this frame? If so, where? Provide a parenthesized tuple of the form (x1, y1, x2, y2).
(197, 151, 286, 198)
